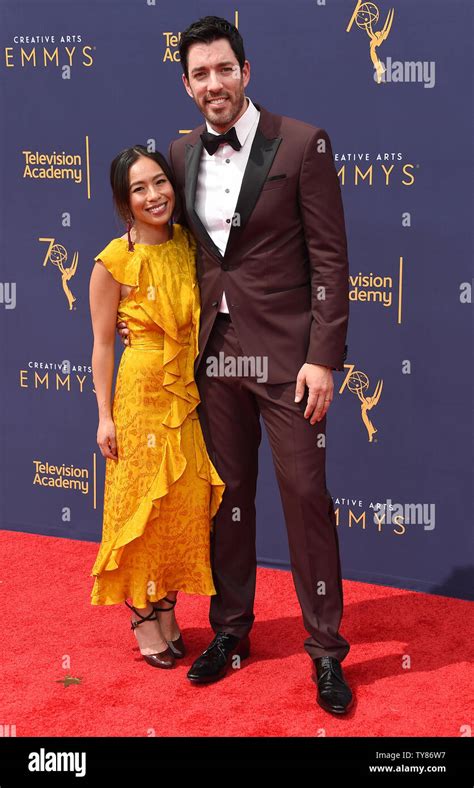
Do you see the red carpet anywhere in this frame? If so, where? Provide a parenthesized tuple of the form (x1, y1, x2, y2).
(1, 529, 472, 737)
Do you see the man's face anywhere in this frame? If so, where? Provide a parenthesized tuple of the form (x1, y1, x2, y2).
(182, 38, 250, 132)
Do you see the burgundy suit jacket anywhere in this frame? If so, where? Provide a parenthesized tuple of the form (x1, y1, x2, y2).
(169, 103, 349, 384)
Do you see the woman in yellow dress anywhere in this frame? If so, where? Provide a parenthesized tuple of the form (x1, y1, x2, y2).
(89, 145, 224, 669)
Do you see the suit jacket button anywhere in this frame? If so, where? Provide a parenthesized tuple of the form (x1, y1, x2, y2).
(222, 264, 229, 271)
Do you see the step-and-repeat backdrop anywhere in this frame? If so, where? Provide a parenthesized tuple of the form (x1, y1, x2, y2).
(0, 0, 471, 599)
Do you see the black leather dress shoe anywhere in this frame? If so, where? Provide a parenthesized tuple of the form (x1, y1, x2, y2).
(313, 656, 353, 715)
(187, 632, 250, 684)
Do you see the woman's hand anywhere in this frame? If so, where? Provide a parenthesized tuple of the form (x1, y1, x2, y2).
(97, 417, 118, 460)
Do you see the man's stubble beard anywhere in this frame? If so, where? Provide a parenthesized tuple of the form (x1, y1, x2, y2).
(198, 84, 246, 130)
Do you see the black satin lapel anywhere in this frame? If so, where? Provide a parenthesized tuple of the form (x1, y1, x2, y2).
(185, 142, 223, 260)
(225, 129, 282, 257)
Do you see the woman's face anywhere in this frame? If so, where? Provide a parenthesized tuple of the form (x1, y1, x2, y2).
(128, 155, 175, 229)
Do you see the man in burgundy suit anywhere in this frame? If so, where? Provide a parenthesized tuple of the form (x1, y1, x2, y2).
(122, 16, 353, 715)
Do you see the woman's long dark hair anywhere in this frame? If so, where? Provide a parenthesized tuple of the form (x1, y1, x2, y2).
(109, 145, 181, 226)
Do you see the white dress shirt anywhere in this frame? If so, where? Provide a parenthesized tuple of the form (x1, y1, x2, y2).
(195, 96, 260, 313)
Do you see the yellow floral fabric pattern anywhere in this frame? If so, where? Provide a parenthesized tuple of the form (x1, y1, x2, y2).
(90, 224, 224, 607)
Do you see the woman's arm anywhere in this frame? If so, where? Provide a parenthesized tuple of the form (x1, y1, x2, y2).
(89, 260, 121, 459)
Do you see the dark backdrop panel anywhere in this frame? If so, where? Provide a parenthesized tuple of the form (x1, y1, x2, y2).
(0, 0, 472, 599)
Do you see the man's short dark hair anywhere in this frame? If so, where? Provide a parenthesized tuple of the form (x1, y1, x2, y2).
(179, 16, 246, 80)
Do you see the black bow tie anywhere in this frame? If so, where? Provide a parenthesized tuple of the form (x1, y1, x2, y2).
(200, 126, 242, 156)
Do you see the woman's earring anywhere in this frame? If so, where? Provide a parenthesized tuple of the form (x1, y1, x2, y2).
(127, 218, 134, 252)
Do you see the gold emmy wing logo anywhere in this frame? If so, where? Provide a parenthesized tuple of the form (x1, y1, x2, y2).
(341, 365, 384, 442)
(39, 238, 78, 310)
(346, 0, 395, 83)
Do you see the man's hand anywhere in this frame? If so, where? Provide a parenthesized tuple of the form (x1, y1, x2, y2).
(294, 363, 334, 425)
(117, 320, 130, 347)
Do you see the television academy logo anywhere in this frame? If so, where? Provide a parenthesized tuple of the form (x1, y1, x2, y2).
(22, 137, 92, 198)
(31, 453, 99, 510)
(349, 256, 406, 324)
(33, 459, 90, 496)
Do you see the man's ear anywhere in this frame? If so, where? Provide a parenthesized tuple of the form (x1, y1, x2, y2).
(242, 60, 251, 90)
(182, 73, 193, 99)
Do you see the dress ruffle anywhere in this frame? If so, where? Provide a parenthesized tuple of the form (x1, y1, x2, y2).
(90, 417, 224, 576)
(94, 241, 140, 287)
(137, 246, 201, 429)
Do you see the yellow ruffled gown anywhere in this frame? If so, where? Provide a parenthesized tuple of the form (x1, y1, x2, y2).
(90, 224, 224, 607)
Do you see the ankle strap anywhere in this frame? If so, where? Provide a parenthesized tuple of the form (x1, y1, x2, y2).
(125, 600, 157, 629)
(153, 597, 177, 612)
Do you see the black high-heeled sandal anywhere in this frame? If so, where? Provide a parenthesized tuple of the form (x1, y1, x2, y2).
(153, 597, 186, 659)
(125, 601, 175, 668)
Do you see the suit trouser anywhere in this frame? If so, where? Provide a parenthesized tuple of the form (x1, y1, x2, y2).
(196, 314, 350, 662)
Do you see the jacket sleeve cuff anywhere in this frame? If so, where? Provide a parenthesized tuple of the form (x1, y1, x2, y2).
(305, 344, 348, 371)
